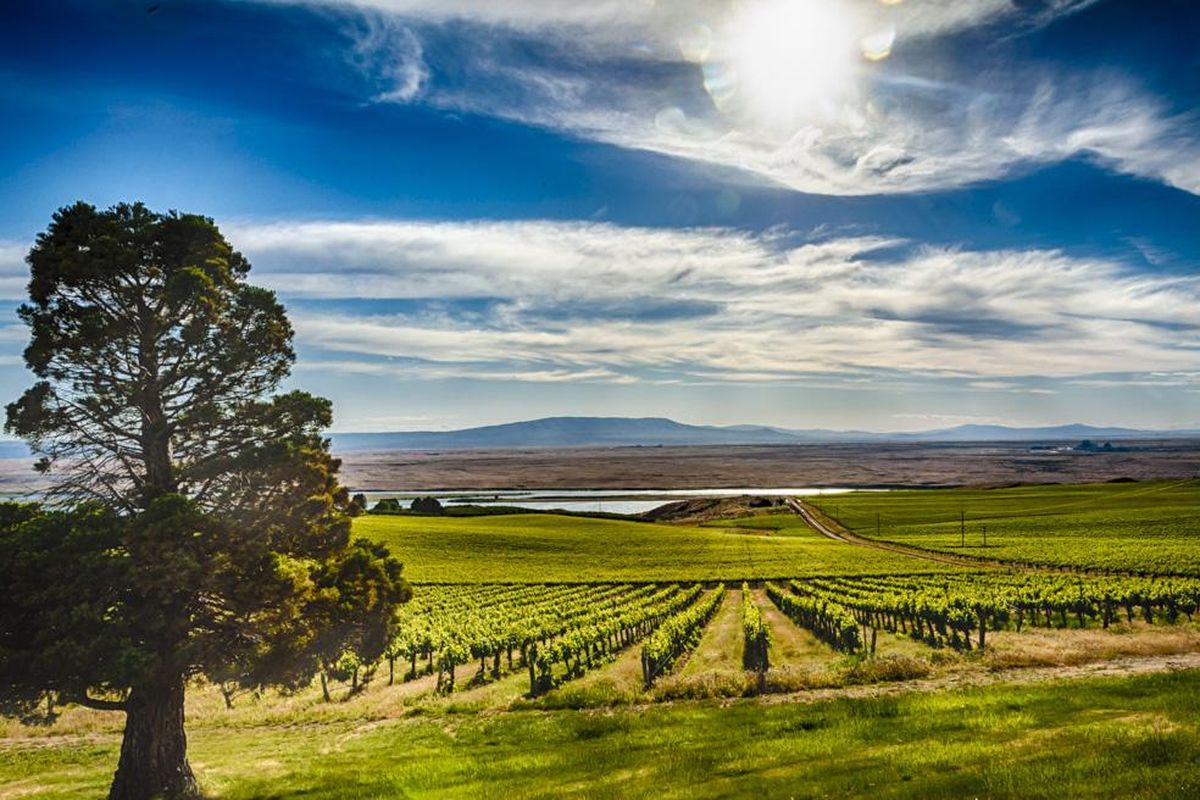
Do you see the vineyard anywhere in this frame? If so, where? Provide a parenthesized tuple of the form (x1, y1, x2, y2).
(322, 568, 1200, 704)
(772, 572, 1200, 653)
(372, 582, 723, 696)
(326, 482, 1200, 702)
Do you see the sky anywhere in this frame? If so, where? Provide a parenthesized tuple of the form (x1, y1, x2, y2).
(0, 0, 1198, 433)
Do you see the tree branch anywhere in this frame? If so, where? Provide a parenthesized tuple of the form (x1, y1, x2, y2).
(71, 691, 127, 712)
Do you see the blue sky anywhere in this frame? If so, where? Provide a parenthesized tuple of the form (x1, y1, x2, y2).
(0, 0, 1198, 432)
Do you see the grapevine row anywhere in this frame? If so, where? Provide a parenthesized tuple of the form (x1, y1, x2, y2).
(528, 584, 703, 694)
(741, 583, 769, 674)
(796, 572, 1200, 652)
(641, 586, 726, 686)
(765, 581, 862, 653)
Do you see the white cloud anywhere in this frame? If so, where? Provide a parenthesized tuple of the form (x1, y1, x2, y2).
(1069, 372, 1200, 389)
(0, 241, 28, 300)
(345, 13, 427, 102)
(294, 357, 636, 384)
(967, 381, 1059, 396)
(227, 218, 1200, 385)
(258, 0, 1019, 44)
(426, 56, 1200, 197)
(251, 0, 1200, 196)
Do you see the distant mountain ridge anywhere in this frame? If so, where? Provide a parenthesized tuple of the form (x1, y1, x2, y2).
(0, 418, 1193, 458)
(328, 416, 1200, 452)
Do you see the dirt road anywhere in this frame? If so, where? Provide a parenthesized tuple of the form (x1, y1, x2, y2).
(785, 497, 1000, 569)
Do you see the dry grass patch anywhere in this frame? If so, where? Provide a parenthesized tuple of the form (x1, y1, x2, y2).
(653, 670, 759, 700)
(843, 655, 933, 684)
(984, 623, 1200, 670)
(764, 665, 840, 693)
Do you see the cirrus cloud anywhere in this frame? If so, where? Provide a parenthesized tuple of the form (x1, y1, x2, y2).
(225, 218, 1200, 385)
(252, 0, 1200, 196)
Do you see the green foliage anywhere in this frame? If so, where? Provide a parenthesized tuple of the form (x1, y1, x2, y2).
(802, 572, 1200, 647)
(766, 581, 862, 653)
(641, 586, 725, 686)
(532, 585, 702, 695)
(0, 504, 134, 715)
(0, 496, 411, 716)
(386, 583, 710, 696)
(740, 584, 770, 673)
(409, 497, 444, 515)
(0, 202, 412, 799)
(7, 201, 303, 511)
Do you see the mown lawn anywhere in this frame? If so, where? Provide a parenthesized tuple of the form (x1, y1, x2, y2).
(807, 479, 1200, 575)
(5, 670, 1200, 799)
(353, 512, 959, 582)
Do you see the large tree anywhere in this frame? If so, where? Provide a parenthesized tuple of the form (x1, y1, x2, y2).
(0, 202, 411, 799)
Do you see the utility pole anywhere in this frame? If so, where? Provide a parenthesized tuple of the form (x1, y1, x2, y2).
(876, 513, 880, 537)
(983, 524, 987, 548)
(960, 510, 965, 547)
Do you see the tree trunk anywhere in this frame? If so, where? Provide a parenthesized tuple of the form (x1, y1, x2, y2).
(135, 307, 177, 507)
(526, 647, 536, 693)
(108, 674, 199, 800)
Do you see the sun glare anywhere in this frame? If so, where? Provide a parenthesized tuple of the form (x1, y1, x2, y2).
(722, 0, 858, 125)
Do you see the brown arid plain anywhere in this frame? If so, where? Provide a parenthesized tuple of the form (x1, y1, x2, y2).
(4, 440, 1196, 498)
(333, 439, 1200, 491)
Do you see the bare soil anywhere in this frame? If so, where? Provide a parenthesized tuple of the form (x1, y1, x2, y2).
(334, 439, 1200, 491)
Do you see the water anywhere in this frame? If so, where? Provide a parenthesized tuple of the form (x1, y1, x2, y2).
(356, 487, 870, 516)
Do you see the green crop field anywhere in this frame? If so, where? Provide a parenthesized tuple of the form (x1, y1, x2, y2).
(355, 511, 965, 583)
(807, 480, 1200, 575)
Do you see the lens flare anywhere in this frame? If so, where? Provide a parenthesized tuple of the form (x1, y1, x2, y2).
(702, 61, 739, 110)
(861, 28, 895, 61)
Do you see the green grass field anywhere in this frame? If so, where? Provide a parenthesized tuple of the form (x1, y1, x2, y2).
(355, 511, 963, 582)
(6, 670, 1200, 799)
(807, 479, 1200, 575)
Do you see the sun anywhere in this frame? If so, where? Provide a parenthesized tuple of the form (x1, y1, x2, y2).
(710, 0, 860, 127)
